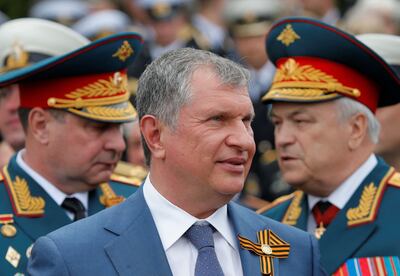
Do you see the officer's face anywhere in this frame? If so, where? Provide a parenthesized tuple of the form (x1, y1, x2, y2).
(271, 101, 353, 197)
(233, 34, 268, 70)
(48, 112, 125, 193)
(0, 85, 25, 150)
(159, 68, 255, 217)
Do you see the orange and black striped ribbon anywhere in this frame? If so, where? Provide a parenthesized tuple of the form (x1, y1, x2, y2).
(238, 229, 290, 275)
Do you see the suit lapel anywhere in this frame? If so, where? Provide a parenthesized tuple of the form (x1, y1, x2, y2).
(103, 188, 173, 276)
(319, 159, 391, 274)
(229, 203, 280, 276)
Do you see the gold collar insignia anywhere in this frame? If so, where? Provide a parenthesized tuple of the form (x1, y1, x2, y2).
(2, 166, 45, 217)
(346, 168, 393, 226)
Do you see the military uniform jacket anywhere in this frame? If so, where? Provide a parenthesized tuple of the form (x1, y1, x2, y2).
(0, 155, 142, 275)
(259, 157, 400, 274)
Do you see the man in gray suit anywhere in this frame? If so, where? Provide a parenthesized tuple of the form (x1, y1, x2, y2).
(27, 48, 326, 276)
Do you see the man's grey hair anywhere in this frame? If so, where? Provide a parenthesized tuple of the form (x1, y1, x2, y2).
(335, 97, 380, 144)
(136, 47, 250, 165)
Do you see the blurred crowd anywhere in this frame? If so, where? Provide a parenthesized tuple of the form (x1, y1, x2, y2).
(1, 0, 400, 207)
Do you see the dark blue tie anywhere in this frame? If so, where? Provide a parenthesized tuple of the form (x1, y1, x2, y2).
(185, 223, 224, 276)
(61, 197, 86, 221)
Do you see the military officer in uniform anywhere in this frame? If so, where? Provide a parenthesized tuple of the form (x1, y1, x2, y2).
(357, 33, 400, 171)
(0, 32, 144, 275)
(258, 17, 400, 275)
(128, 0, 211, 79)
(0, 18, 91, 164)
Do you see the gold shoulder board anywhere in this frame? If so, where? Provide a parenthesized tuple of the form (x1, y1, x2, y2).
(256, 192, 296, 214)
(388, 171, 400, 188)
(111, 161, 147, 186)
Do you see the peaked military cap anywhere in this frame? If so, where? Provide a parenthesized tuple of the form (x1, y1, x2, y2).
(137, 0, 186, 21)
(0, 18, 90, 73)
(357, 33, 400, 75)
(262, 17, 400, 112)
(224, 0, 282, 38)
(0, 32, 143, 123)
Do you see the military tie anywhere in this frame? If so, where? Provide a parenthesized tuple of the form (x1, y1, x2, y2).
(312, 201, 340, 239)
(61, 197, 86, 221)
(185, 223, 224, 276)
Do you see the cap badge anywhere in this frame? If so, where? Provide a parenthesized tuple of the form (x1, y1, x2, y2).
(277, 24, 300, 46)
(2, 41, 29, 72)
(152, 3, 171, 18)
(112, 41, 134, 62)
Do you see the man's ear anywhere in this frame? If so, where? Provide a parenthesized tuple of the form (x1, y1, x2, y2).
(348, 113, 368, 150)
(28, 108, 51, 145)
(140, 115, 166, 160)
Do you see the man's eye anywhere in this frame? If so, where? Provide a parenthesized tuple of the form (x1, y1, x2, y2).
(210, 115, 223, 121)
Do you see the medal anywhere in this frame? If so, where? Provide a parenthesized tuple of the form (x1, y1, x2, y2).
(314, 222, 326, 239)
(0, 214, 17, 237)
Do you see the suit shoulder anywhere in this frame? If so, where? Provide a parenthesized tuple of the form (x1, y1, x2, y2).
(257, 191, 297, 215)
(110, 161, 147, 186)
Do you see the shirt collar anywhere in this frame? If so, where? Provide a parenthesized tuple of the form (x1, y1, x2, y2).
(16, 149, 88, 210)
(308, 154, 378, 211)
(143, 174, 238, 251)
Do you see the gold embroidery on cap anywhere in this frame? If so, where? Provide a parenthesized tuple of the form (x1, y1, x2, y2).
(1, 41, 29, 72)
(263, 58, 361, 102)
(99, 183, 124, 208)
(3, 166, 45, 216)
(86, 104, 136, 118)
(152, 3, 171, 17)
(243, 12, 257, 23)
(277, 24, 300, 46)
(112, 41, 134, 62)
(47, 73, 129, 109)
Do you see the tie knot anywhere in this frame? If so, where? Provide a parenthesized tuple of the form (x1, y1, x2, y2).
(61, 197, 86, 221)
(315, 201, 333, 214)
(312, 201, 340, 226)
(185, 223, 215, 250)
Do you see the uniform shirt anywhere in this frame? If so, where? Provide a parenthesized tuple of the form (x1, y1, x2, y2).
(249, 61, 275, 102)
(192, 14, 225, 49)
(17, 149, 88, 220)
(307, 154, 377, 233)
(143, 175, 244, 276)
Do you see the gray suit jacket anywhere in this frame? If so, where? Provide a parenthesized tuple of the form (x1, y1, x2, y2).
(27, 187, 326, 275)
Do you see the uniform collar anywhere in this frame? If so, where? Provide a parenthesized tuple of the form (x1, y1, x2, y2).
(143, 174, 238, 251)
(16, 149, 88, 212)
(308, 154, 378, 211)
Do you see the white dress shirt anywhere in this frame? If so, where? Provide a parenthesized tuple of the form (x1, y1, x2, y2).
(17, 150, 88, 220)
(143, 175, 243, 276)
(307, 154, 378, 233)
